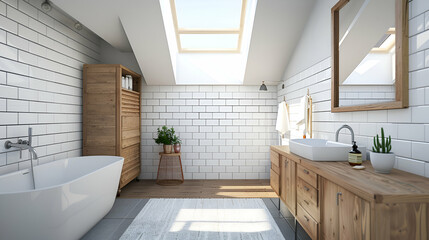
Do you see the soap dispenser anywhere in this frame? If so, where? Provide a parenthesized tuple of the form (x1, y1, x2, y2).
(348, 141, 362, 166)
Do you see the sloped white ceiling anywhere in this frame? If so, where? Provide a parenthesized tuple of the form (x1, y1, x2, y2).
(51, 0, 132, 52)
(244, 0, 315, 85)
(51, 0, 315, 85)
(119, 0, 176, 85)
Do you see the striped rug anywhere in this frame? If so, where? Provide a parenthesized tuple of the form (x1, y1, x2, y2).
(120, 198, 285, 240)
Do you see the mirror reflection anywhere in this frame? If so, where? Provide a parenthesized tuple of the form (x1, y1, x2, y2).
(338, 0, 395, 107)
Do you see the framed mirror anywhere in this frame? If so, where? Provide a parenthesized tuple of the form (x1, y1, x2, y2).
(331, 0, 408, 112)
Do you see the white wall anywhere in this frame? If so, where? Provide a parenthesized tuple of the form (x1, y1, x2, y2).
(99, 39, 142, 76)
(279, 0, 429, 177)
(282, 0, 338, 79)
(140, 85, 278, 179)
(0, 0, 100, 175)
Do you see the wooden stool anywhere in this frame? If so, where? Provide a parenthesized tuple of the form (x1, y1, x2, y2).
(156, 152, 184, 185)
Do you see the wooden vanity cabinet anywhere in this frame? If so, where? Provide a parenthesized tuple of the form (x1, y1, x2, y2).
(270, 145, 429, 240)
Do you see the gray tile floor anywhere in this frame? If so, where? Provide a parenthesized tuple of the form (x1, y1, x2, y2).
(81, 198, 310, 240)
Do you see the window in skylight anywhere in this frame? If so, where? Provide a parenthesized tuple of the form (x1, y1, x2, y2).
(371, 28, 395, 53)
(170, 0, 247, 53)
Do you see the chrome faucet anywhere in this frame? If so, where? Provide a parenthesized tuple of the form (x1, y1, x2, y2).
(5, 127, 38, 188)
(335, 124, 354, 144)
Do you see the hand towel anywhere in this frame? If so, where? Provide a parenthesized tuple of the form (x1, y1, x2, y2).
(276, 101, 290, 134)
(296, 95, 309, 135)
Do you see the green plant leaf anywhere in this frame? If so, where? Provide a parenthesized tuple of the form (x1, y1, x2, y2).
(376, 134, 381, 148)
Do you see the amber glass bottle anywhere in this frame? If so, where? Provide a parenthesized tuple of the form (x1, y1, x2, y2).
(348, 141, 362, 166)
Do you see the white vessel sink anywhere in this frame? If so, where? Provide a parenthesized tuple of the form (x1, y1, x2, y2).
(289, 139, 366, 161)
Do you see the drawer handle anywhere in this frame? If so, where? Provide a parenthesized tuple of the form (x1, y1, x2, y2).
(303, 169, 310, 174)
(303, 200, 309, 205)
(304, 186, 310, 191)
(336, 192, 343, 206)
(304, 215, 309, 222)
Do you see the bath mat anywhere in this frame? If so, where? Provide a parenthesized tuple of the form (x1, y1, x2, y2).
(120, 198, 285, 240)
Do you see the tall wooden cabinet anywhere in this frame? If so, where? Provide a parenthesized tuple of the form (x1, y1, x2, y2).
(83, 64, 141, 193)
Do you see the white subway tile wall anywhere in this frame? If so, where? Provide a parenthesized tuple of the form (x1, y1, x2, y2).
(278, 0, 429, 177)
(0, 0, 100, 175)
(140, 85, 278, 180)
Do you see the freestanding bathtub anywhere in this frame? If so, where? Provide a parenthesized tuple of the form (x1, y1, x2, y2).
(0, 156, 124, 240)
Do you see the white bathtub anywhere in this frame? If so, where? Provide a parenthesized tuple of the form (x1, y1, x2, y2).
(0, 156, 124, 240)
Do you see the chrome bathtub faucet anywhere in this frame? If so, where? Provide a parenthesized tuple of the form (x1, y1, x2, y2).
(335, 124, 354, 145)
(4, 127, 38, 189)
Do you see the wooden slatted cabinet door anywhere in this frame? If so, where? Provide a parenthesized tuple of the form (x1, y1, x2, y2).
(119, 88, 141, 189)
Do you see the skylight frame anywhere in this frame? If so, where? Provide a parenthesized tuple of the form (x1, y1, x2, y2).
(170, 0, 247, 53)
(370, 28, 396, 53)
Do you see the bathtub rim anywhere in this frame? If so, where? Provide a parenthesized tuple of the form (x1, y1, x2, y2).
(0, 155, 124, 195)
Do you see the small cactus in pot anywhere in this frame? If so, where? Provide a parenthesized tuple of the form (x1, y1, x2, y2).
(370, 127, 395, 174)
(372, 127, 392, 153)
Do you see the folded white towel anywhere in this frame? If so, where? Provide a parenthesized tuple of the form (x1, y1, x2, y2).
(276, 101, 290, 135)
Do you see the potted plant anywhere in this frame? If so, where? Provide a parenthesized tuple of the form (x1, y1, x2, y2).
(370, 127, 395, 173)
(172, 135, 182, 153)
(154, 126, 175, 154)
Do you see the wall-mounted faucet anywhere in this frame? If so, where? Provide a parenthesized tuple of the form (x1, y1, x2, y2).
(4, 127, 38, 188)
(335, 124, 354, 145)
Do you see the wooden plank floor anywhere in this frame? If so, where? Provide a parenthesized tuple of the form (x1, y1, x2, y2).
(119, 180, 277, 198)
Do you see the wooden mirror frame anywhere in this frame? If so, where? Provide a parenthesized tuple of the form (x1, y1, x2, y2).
(331, 0, 409, 112)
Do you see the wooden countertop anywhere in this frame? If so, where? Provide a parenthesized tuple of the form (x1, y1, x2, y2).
(271, 145, 429, 203)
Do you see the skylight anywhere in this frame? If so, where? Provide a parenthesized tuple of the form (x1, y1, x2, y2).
(170, 0, 247, 53)
(371, 28, 395, 53)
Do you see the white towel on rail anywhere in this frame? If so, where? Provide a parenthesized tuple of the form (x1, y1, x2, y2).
(296, 95, 309, 134)
(276, 101, 290, 134)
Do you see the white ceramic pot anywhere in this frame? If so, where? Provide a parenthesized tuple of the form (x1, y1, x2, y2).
(370, 152, 395, 174)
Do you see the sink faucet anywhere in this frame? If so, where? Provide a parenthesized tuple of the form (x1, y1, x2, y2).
(5, 127, 38, 188)
(335, 124, 354, 144)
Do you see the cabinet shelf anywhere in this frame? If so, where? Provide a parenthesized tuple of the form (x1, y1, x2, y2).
(121, 88, 140, 95)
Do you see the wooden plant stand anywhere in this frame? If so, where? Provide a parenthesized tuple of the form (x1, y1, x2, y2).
(156, 152, 184, 185)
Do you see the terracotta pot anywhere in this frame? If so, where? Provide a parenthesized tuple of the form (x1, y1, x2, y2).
(163, 145, 172, 154)
(174, 144, 181, 153)
(370, 152, 395, 174)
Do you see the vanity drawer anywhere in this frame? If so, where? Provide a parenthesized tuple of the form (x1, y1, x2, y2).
(297, 204, 318, 240)
(270, 150, 280, 169)
(270, 169, 280, 195)
(270, 150, 280, 174)
(271, 163, 280, 175)
(297, 178, 319, 222)
(297, 165, 318, 188)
